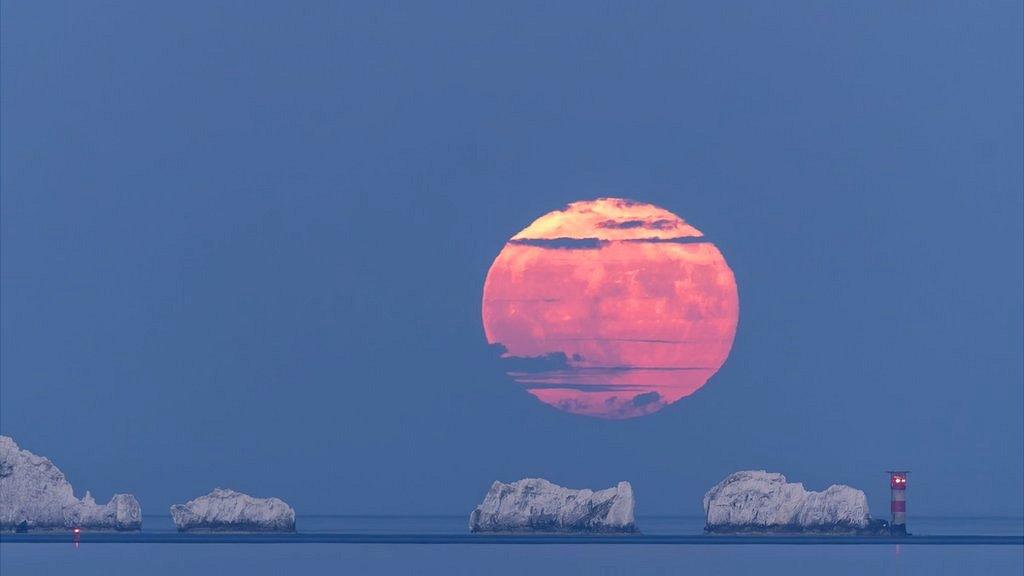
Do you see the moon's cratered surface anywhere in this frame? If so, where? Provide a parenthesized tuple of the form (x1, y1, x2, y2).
(482, 198, 739, 419)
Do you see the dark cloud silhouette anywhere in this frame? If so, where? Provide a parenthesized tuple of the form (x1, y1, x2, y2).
(596, 218, 679, 230)
(632, 391, 662, 407)
(598, 219, 646, 229)
(622, 236, 710, 244)
(553, 397, 590, 413)
(548, 391, 665, 419)
(612, 198, 644, 207)
(565, 365, 714, 373)
(507, 236, 709, 249)
(519, 383, 658, 392)
(491, 344, 585, 374)
(498, 351, 573, 373)
(548, 336, 710, 344)
(648, 219, 677, 230)
(507, 237, 605, 249)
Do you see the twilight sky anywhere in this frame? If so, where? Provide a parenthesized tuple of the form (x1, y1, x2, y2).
(1, 2, 1022, 518)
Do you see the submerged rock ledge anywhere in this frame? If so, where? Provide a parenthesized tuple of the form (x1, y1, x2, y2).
(171, 489, 295, 532)
(704, 470, 888, 535)
(469, 478, 637, 533)
(0, 435, 141, 532)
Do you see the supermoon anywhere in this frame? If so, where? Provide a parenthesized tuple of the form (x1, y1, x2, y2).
(482, 198, 739, 419)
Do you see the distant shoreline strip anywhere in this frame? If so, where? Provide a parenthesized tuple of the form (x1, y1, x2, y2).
(2, 534, 1021, 546)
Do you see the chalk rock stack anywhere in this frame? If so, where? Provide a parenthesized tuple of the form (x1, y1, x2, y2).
(171, 488, 295, 532)
(703, 470, 878, 533)
(0, 435, 142, 531)
(469, 478, 637, 533)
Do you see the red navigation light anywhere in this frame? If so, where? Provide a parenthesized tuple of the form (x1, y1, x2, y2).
(889, 472, 908, 489)
(72, 528, 81, 534)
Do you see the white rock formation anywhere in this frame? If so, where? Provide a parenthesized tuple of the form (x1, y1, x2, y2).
(0, 435, 142, 531)
(703, 470, 873, 533)
(469, 478, 637, 533)
(171, 488, 295, 532)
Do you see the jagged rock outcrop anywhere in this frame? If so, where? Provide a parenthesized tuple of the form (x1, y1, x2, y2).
(704, 470, 885, 534)
(469, 478, 637, 533)
(171, 489, 295, 532)
(0, 435, 142, 531)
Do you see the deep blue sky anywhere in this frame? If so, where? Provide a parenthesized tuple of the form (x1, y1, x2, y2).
(2, 2, 1021, 519)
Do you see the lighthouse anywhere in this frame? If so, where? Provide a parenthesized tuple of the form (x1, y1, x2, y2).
(887, 471, 909, 535)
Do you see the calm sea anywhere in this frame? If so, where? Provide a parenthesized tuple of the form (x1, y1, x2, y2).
(3, 515, 1022, 575)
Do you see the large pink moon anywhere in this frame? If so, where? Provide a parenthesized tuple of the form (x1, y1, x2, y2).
(482, 198, 739, 419)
